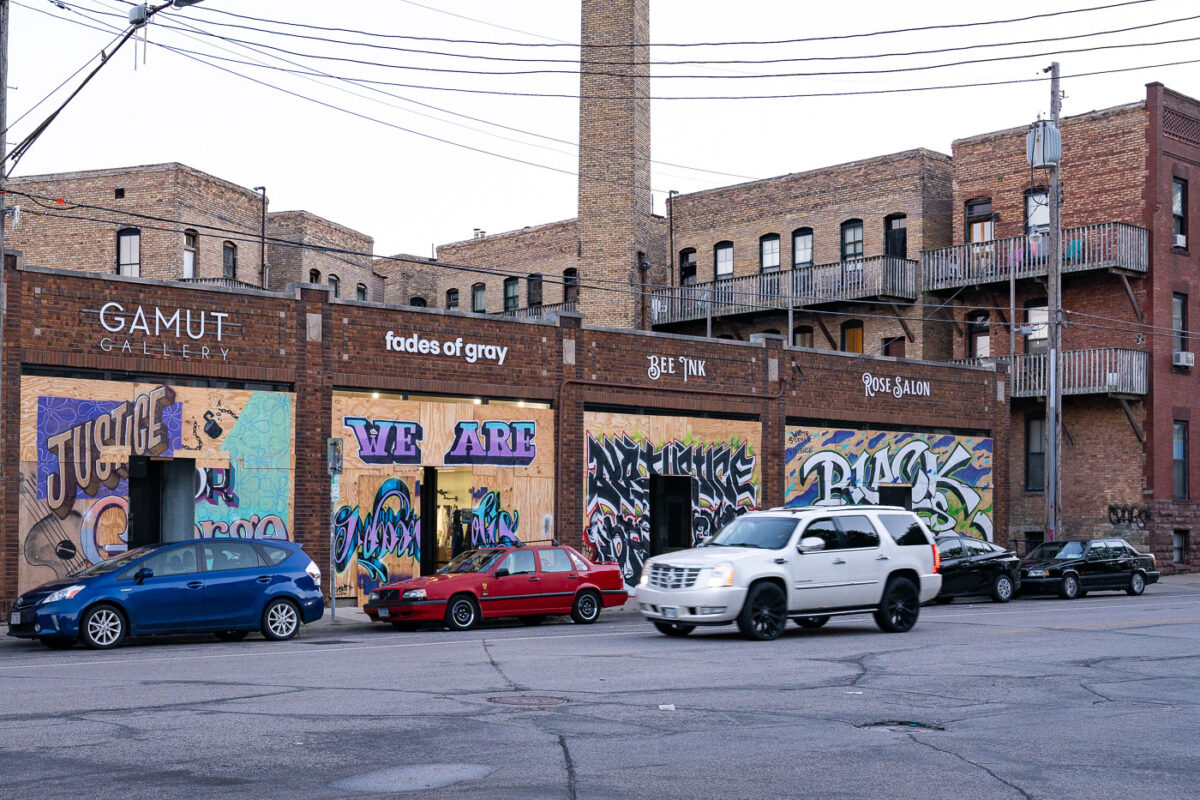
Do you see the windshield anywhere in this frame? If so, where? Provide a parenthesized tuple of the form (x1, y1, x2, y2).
(709, 517, 797, 550)
(438, 549, 505, 574)
(1053, 541, 1086, 559)
(71, 545, 159, 577)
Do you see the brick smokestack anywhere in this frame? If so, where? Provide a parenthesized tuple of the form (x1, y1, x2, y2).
(577, 0, 655, 329)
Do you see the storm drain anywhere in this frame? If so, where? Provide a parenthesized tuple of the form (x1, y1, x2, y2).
(487, 695, 568, 707)
(860, 720, 945, 731)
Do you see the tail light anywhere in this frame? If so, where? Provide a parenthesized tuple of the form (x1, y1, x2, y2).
(931, 544, 941, 573)
(305, 560, 321, 583)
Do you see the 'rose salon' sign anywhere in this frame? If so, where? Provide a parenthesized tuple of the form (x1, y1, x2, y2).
(862, 372, 932, 399)
(96, 302, 235, 360)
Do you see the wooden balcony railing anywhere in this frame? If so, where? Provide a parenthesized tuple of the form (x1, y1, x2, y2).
(922, 222, 1148, 291)
(953, 348, 1148, 398)
(498, 300, 577, 320)
(649, 255, 917, 325)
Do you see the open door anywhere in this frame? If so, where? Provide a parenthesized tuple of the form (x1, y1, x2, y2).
(649, 475, 694, 556)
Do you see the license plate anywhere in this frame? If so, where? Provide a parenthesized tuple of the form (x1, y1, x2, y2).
(661, 607, 678, 620)
(378, 608, 390, 618)
(9, 611, 20, 626)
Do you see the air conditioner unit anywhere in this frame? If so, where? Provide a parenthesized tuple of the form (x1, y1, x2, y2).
(1175, 234, 1188, 249)
(1173, 350, 1195, 368)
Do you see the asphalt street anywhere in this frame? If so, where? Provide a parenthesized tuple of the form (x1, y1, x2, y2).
(2, 579, 1199, 800)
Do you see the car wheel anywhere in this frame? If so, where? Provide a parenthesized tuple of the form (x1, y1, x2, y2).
(991, 574, 1015, 603)
(261, 599, 300, 640)
(1059, 573, 1080, 600)
(653, 621, 695, 637)
(571, 590, 602, 624)
(40, 636, 75, 649)
(391, 621, 419, 632)
(934, 596, 955, 605)
(1127, 571, 1146, 596)
(737, 582, 787, 641)
(80, 604, 126, 650)
(445, 594, 480, 631)
(519, 615, 546, 626)
(796, 616, 829, 629)
(215, 630, 249, 642)
(874, 577, 920, 633)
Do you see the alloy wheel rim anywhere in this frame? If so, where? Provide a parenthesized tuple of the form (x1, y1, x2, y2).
(269, 603, 297, 636)
(889, 587, 917, 627)
(998, 578, 1013, 600)
(753, 593, 783, 636)
(88, 609, 121, 646)
(453, 601, 474, 625)
(1133, 574, 1144, 592)
(579, 596, 597, 619)
(1065, 576, 1077, 596)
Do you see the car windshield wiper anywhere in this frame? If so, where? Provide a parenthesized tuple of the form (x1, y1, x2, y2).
(727, 542, 764, 548)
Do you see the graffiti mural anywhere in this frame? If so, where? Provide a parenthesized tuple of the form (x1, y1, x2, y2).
(470, 487, 520, 547)
(785, 426, 994, 540)
(583, 413, 762, 586)
(333, 477, 421, 592)
(18, 376, 295, 594)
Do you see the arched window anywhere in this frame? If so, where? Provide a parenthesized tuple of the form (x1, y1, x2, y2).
(714, 241, 733, 279)
(966, 197, 994, 243)
(841, 320, 864, 353)
(409, 296, 427, 307)
(679, 248, 697, 286)
(967, 312, 991, 358)
(503, 277, 519, 311)
(759, 234, 780, 273)
(792, 228, 813, 268)
(472, 282, 486, 313)
(116, 228, 140, 277)
(309, 269, 321, 283)
(884, 213, 907, 259)
(840, 219, 863, 261)
(527, 273, 543, 307)
(792, 325, 814, 348)
(183, 229, 198, 279)
(356, 283, 368, 301)
(328, 274, 340, 298)
(446, 288, 459, 310)
(222, 241, 237, 280)
(563, 268, 579, 304)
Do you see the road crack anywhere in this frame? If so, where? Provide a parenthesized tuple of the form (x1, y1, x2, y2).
(907, 733, 1032, 800)
(558, 734, 578, 800)
(481, 639, 525, 692)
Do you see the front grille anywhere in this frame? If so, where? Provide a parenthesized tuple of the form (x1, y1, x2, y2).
(374, 589, 399, 604)
(648, 564, 701, 590)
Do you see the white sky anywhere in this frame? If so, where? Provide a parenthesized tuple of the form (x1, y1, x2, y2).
(8, 0, 1200, 256)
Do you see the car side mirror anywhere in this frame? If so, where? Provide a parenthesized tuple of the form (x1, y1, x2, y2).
(134, 567, 153, 584)
(797, 536, 826, 553)
(494, 568, 510, 578)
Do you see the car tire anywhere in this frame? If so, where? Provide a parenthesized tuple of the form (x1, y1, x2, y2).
(991, 574, 1015, 603)
(796, 616, 829, 629)
(571, 590, 602, 624)
(737, 582, 787, 641)
(445, 594, 480, 631)
(519, 615, 546, 626)
(40, 636, 75, 649)
(653, 621, 695, 637)
(215, 630, 249, 642)
(874, 577, 920, 633)
(934, 596, 955, 605)
(261, 599, 301, 641)
(80, 604, 126, 650)
(1059, 573, 1080, 600)
(391, 621, 419, 632)
(1127, 571, 1146, 596)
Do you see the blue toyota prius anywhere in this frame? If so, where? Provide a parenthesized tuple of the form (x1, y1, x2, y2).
(7, 539, 325, 649)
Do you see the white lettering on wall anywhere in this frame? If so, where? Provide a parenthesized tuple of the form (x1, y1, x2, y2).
(862, 372, 931, 399)
(94, 302, 234, 360)
(384, 331, 508, 366)
(647, 354, 707, 382)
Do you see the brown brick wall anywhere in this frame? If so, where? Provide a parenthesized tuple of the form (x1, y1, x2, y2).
(266, 210, 379, 301)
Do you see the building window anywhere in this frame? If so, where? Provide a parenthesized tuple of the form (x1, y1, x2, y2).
(679, 248, 697, 285)
(1026, 414, 1045, 492)
(1175, 420, 1189, 500)
(503, 277, 519, 312)
(792, 228, 813, 268)
(883, 336, 905, 358)
(792, 325, 814, 348)
(563, 268, 579, 303)
(183, 229, 198, 279)
(714, 241, 733, 279)
(309, 269, 321, 283)
(1025, 189, 1050, 236)
(967, 312, 991, 358)
(443, 289, 458, 310)
(1174, 178, 1188, 246)
(527, 273, 543, 307)
(328, 275, 340, 298)
(356, 283, 368, 301)
(884, 214, 907, 259)
(840, 220, 863, 261)
(1174, 530, 1189, 564)
(409, 296, 426, 307)
(1025, 300, 1048, 353)
(1174, 293, 1188, 355)
(966, 198, 994, 243)
(116, 228, 140, 277)
(841, 320, 863, 353)
(222, 242, 237, 280)
(472, 283, 486, 313)
(759, 234, 780, 273)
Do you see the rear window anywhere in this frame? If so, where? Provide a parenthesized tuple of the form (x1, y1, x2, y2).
(879, 514, 932, 547)
(259, 544, 292, 566)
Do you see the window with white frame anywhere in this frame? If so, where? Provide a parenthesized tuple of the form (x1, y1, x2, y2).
(760, 234, 780, 272)
(714, 242, 733, 279)
(116, 228, 141, 277)
(183, 229, 198, 279)
(792, 228, 813, 268)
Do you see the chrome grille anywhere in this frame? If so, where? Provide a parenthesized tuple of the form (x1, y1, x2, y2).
(648, 564, 700, 590)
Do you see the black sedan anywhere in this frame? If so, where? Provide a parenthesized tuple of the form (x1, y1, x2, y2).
(934, 535, 1021, 603)
(1019, 538, 1159, 599)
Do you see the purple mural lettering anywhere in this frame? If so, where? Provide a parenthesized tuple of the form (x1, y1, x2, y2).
(445, 420, 537, 466)
(343, 416, 423, 465)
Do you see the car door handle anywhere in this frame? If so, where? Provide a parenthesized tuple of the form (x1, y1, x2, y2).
(529, 576, 541, 582)
(256, 576, 271, 584)
(832, 558, 846, 565)
(568, 574, 580, 579)
(186, 581, 204, 589)
(773, 558, 787, 565)
(875, 554, 890, 561)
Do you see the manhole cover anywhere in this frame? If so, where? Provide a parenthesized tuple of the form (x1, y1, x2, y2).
(487, 696, 568, 707)
(860, 720, 945, 731)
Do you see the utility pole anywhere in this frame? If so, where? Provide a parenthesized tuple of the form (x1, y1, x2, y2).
(1045, 61, 1063, 541)
(1, 0, 10, 517)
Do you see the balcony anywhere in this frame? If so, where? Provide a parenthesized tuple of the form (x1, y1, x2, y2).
(955, 348, 1148, 398)
(922, 222, 1148, 291)
(649, 255, 917, 326)
(498, 300, 577, 321)
(181, 276, 263, 291)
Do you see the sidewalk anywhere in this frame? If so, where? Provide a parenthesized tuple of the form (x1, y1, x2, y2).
(1158, 571, 1200, 589)
(311, 594, 644, 628)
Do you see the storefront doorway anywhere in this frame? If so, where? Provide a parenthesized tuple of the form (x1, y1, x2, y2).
(127, 456, 195, 548)
(419, 466, 474, 575)
(650, 475, 694, 555)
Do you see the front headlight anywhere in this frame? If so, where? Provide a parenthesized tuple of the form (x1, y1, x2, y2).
(706, 562, 734, 588)
(368, 591, 380, 603)
(1027, 569, 1048, 577)
(638, 569, 649, 587)
(401, 588, 427, 601)
(42, 585, 86, 604)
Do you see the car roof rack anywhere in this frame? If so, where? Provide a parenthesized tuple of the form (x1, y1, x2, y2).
(511, 537, 561, 547)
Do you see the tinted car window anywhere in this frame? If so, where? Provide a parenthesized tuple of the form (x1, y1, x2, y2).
(878, 514, 931, 546)
(802, 518, 841, 551)
(938, 539, 966, 559)
(839, 515, 879, 549)
(963, 539, 992, 557)
(203, 541, 262, 572)
(499, 550, 536, 575)
(140, 545, 200, 577)
(259, 544, 292, 566)
(1086, 542, 1110, 560)
(711, 517, 798, 549)
(538, 548, 573, 573)
(1054, 541, 1086, 559)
